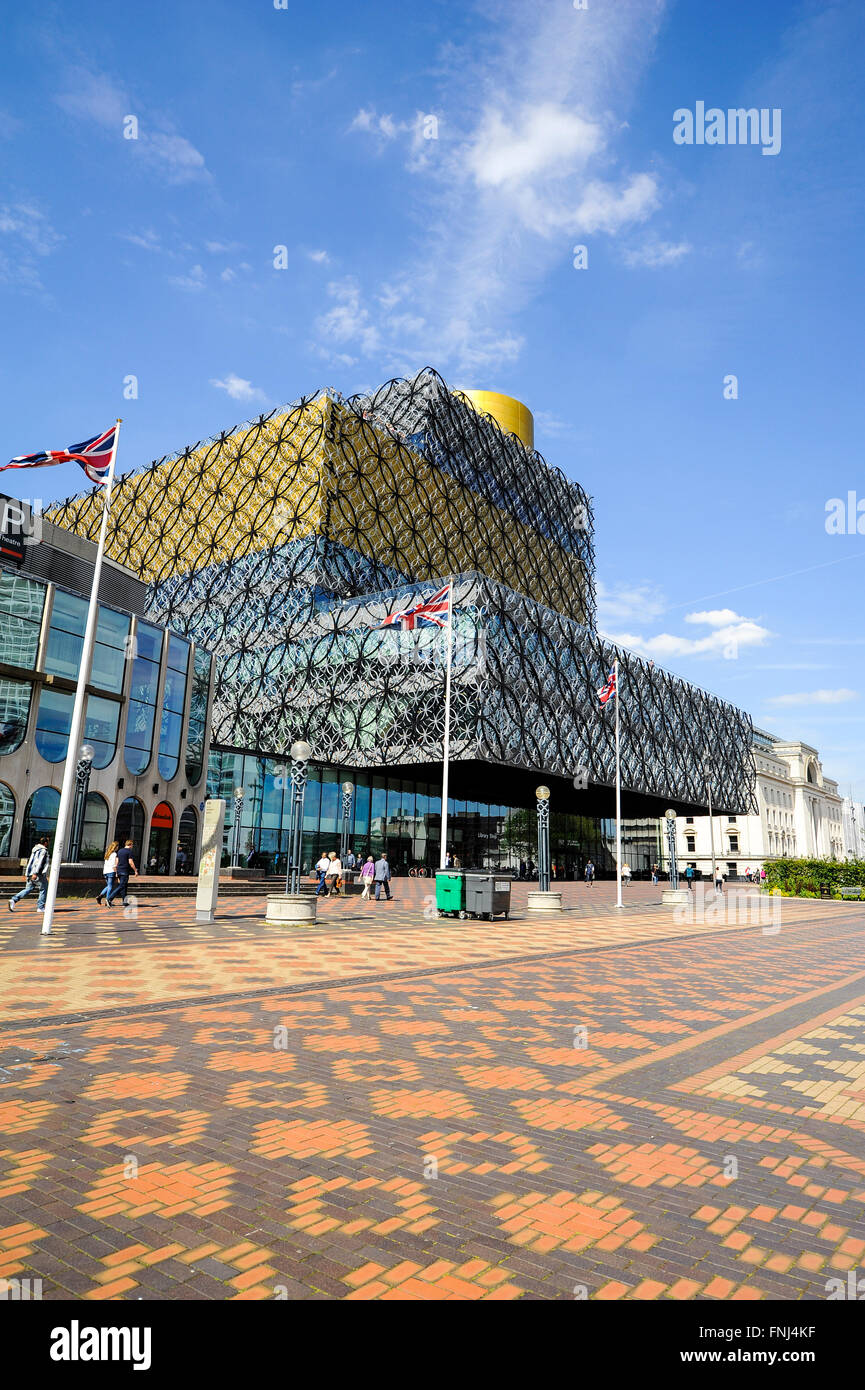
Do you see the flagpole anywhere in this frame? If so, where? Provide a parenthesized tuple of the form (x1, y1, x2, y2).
(439, 579, 454, 871)
(615, 656, 623, 910)
(41, 419, 122, 935)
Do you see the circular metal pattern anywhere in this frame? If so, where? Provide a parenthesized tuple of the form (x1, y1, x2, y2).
(47, 369, 755, 814)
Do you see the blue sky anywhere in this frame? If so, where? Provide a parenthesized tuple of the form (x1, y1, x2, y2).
(2, 0, 864, 792)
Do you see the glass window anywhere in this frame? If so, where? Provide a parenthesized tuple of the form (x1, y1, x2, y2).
(0, 573, 45, 669)
(35, 688, 120, 766)
(44, 590, 130, 694)
(0, 781, 14, 856)
(158, 636, 190, 780)
(0, 677, 32, 754)
(20, 785, 60, 855)
(125, 621, 162, 775)
(184, 647, 211, 784)
(81, 793, 109, 860)
(35, 687, 73, 762)
(85, 696, 120, 769)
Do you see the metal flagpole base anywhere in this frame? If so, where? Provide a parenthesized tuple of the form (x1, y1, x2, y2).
(662, 888, 690, 906)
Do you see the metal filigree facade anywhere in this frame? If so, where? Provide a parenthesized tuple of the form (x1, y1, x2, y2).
(47, 368, 755, 815)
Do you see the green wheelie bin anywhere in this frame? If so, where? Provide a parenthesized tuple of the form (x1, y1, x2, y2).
(435, 870, 467, 918)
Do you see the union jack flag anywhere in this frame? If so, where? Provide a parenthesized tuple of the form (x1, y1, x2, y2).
(3, 424, 118, 486)
(376, 584, 451, 631)
(597, 666, 617, 706)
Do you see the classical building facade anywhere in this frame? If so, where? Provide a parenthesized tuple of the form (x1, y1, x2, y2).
(673, 728, 844, 878)
(0, 497, 213, 873)
(48, 369, 756, 875)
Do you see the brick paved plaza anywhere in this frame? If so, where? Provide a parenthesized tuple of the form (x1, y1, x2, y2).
(2, 880, 865, 1302)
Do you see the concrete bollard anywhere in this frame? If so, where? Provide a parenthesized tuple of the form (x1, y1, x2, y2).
(265, 893, 317, 927)
(661, 887, 691, 907)
(526, 890, 563, 915)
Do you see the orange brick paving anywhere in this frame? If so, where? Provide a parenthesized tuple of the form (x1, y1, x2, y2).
(1, 891, 865, 1299)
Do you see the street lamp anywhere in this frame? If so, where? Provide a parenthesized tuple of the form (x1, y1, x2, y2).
(536, 785, 551, 893)
(664, 808, 678, 890)
(232, 786, 245, 869)
(340, 781, 354, 862)
(285, 740, 312, 896)
(68, 743, 95, 862)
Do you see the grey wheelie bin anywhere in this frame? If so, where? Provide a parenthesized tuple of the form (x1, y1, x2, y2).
(464, 872, 511, 920)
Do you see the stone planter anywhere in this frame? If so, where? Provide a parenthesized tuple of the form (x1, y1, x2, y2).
(526, 890, 563, 915)
(661, 887, 691, 907)
(265, 893, 317, 927)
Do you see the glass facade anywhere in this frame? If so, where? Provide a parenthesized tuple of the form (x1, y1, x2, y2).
(0, 781, 14, 856)
(207, 749, 662, 876)
(34, 688, 121, 767)
(184, 647, 210, 784)
(20, 786, 60, 855)
(158, 635, 190, 781)
(0, 573, 45, 668)
(44, 590, 130, 692)
(0, 678, 31, 754)
(124, 621, 163, 775)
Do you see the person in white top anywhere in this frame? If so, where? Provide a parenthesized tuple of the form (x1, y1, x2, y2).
(97, 841, 120, 907)
(326, 852, 343, 896)
(314, 853, 331, 895)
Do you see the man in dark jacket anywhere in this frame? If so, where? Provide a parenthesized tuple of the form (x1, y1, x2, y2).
(108, 840, 138, 907)
(373, 853, 392, 901)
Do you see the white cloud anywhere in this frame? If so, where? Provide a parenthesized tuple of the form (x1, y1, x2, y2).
(323, 1, 669, 374)
(210, 374, 268, 404)
(767, 689, 859, 708)
(316, 278, 381, 359)
(623, 239, 692, 269)
(307, 249, 330, 264)
(205, 240, 242, 254)
(220, 267, 236, 282)
(596, 581, 666, 629)
(0, 202, 62, 292)
(168, 264, 206, 291)
(121, 228, 162, 251)
(465, 104, 603, 188)
(56, 68, 210, 185)
(601, 607, 771, 661)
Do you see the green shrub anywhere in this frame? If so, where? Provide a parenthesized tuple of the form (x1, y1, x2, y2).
(763, 857, 865, 897)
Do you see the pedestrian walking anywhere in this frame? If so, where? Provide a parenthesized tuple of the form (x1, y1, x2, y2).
(360, 855, 375, 899)
(9, 836, 51, 912)
(622, 862, 631, 888)
(326, 852, 343, 895)
(175, 847, 187, 874)
(314, 852, 331, 895)
(684, 863, 695, 892)
(97, 841, 119, 905)
(345, 850, 356, 873)
(584, 859, 595, 885)
(373, 852, 392, 901)
(107, 840, 137, 907)
(714, 864, 725, 893)
(651, 862, 659, 885)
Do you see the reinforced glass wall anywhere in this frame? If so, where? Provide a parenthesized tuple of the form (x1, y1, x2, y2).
(207, 750, 661, 876)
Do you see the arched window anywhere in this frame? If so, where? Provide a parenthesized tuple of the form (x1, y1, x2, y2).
(0, 781, 14, 857)
(20, 786, 60, 856)
(147, 802, 174, 875)
(115, 797, 145, 866)
(81, 793, 109, 861)
(177, 805, 198, 872)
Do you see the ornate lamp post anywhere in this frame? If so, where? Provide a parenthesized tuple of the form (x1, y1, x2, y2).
(232, 786, 245, 869)
(340, 781, 354, 862)
(664, 808, 678, 890)
(68, 744, 95, 862)
(285, 740, 312, 897)
(536, 785, 551, 893)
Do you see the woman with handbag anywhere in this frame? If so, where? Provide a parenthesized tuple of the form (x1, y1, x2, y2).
(97, 841, 119, 906)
